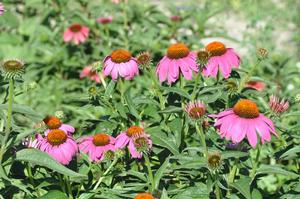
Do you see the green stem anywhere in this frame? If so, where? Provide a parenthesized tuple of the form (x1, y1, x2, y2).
(65, 176, 73, 199)
(100, 74, 107, 90)
(144, 155, 155, 193)
(250, 144, 261, 178)
(58, 174, 66, 193)
(191, 73, 200, 100)
(195, 121, 208, 157)
(0, 79, 14, 163)
(216, 183, 221, 199)
(27, 164, 41, 197)
(93, 158, 119, 190)
(150, 69, 165, 110)
(228, 158, 239, 185)
(238, 59, 261, 93)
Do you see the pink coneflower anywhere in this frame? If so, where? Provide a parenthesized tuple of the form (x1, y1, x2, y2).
(0, 3, 5, 16)
(269, 95, 289, 114)
(245, 81, 265, 91)
(156, 43, 198, 84)
(115, 126, 152, 159)
(63, 23, 89, 45)
(35, 129, 78, 165)
(103, 49, 139, 80)
(211, 99, 277, 148)
(97, 16, 113, 24)
(203, 41, 240, 78)
(185, 101, 206, 119)
(80, 66, 102, 83)
(43, 115, 75, 136)
(78, 133, 116, 162)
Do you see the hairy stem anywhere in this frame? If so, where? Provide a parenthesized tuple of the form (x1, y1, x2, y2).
(144, 155, 155, 193)
(195, 121, 208, 157)
(93, 158, 119, 190)
(0, 79, 14, 163)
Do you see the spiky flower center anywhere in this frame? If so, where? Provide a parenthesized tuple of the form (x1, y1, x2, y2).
(197, 50, 210, 62)
(111, 49, 132, 63)
(208, 152, 222, 169)
(93, 133, 110, 146)
(189, 107, 205, 119)
(233, 99, 259, 118)
(134, 137, 149, 152)
(167, 43, 190, 59)
(43, 115, 62, 129)
(135, 193, 155, 199)
(127, 126, 144, 137)
(70, 24, 82, 32)
(47, 129, 67, 146)
(137, 52, 151, 65)
(2, 59, 24, 71)
(205, 41, 227, 56)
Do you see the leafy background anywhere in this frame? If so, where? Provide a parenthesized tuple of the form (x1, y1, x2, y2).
(0, 0, 300, 198)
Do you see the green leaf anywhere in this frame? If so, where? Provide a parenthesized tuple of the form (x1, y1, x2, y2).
(256, 165, 299, 178)
(39, 190, 68, 199)
(158, 106, 183, 114)
(16, 149, 86, 181)
(161, 188, 171, 199)
(251, 188, 262, 199)
(231, 177, 252, 199)
(161, 86, 191, 99)
(280, 146, 300, 160)
(154, 157, 170, 190)
(124, 90, 141, 120)
(150, 133, 179, 155)
(173, 185, 209, 199)
(104, 80, 116, 97)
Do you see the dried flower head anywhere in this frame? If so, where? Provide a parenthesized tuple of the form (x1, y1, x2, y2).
(207, 152, 222, 170)
(226, 80, 238, 93)
(1, 59, 25, 79)
(136, 51, 152, 69)
(269, 95, 289, 114)
(256, 48, 268, 60)
(197, 50, 210, 67)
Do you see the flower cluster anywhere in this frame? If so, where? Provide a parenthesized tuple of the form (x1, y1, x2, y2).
(27, 117, 152, 165)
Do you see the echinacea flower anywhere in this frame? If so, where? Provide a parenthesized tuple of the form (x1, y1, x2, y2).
(207, 152, 222, 170)
(97, 16, 113, 24)
(78, 133, 116, 162)
(185, 101, 206, 119)
(211, 99, 277, 148)
(35, 129, 78, 165)
(136, 51, 152, 69)
(43, 115, 75, 136)
(203, 41, 240, 78)
(156, 43, 198, 84)
(245, 81, 265, 91)
(1, 59, 25, 79)
(103, 49, 139, 80)
(63, 23, 89, 45)
(269, 95, 289, 114)
(115, 126, 152, 159)
(135, 193, 157, 199)
(0, 3, 5, 16)
(135, 193, 156, 199)
(80, 66, 102, 83)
